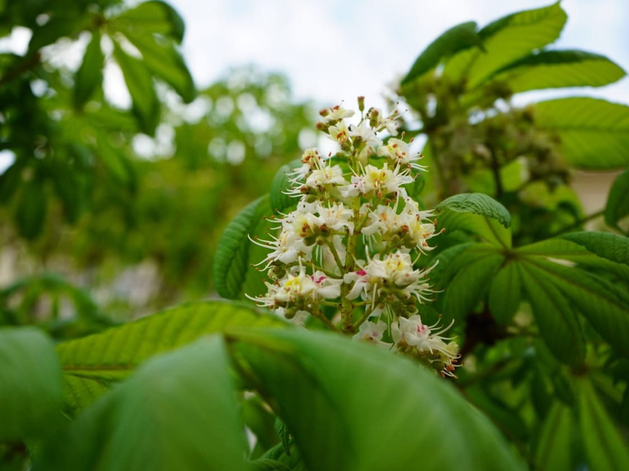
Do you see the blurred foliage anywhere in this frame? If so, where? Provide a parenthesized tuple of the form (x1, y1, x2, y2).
(0, 0, 314, 324)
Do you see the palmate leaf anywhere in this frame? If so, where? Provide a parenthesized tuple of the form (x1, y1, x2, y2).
(232, 328, 526, 471)
(56, 301, 286, 411)
(269, 160, 301, 212)
(112, 0, 185, 43)
(535, 401, 575, 471)
(214, 195, 276, 300)
(435, 193, 511, 247)
(442, 251, 504, 322)
(73, 30, 104, 109)
(560, 231, 629, 266)
(517, 237, 629, 281)
(0, 328, 62, 442)
(42, 337, 248, 471)
(578, 378, 629, 471)
(112, 42, 160, 135)
(534, 97, 629, 169)
(519, 256, 629, 357)
(488, 260, 522, 325)
(444, 2, 567, 87)
(401, 21, 482, 85)
(605, 168, 629, 231)
(519, 261, 585, 366)
(485, 50, 625, 94)
(122, 31, 196, 103)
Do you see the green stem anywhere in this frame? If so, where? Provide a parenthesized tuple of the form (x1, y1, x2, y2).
(311, 304, 339, 332)
(353, 304, 376, 330)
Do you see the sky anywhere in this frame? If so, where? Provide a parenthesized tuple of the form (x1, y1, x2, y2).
(0, 0, 628, 170)
(169, 0, 629, 108)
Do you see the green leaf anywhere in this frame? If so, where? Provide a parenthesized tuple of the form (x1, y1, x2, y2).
(578, 378, 629, 471)
(113, 0, 185, 43)
(401, 21, 482, 85)
(605, 168, 629, 231)
(488, 260, 521, 325)
(248, 459, 293, 471)
(231, 328, 526, 471)
(443, 251, 504, 322)
(27, 15, 90, 54)
(0, 327, 62, 442)
(435, 193, 512, 247)
(122, 31, 196, 103)
(487, 50, 625, 94)
(269, 160, 300, 212)
(43, 337, 248, 471)
(112, 41, 160, 135)
(74, 30, 103, 109)
(520, 261, 585, 366)
(534, 97, 629, 169)
(275, 418, 291, 456)
(521, 257, 629, 357)
(214, 195, 276, 300)
(56, 300, 285, 411)
(14, 179, 46, 239)
(465, 2, 567, 88)
(535, 401, 575, 471)
(0, 162, 23, 204)
(517, 238, 629, 281)
(242, 395, 279, 452)
(560, 232, 629, 266)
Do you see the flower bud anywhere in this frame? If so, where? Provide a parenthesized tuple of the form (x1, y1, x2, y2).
(357, 96, 365, 112)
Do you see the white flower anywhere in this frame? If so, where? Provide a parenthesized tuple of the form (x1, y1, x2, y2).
(370, 108, 399, 136)
(323, 105, 354, 123)
(328, 121, 350, 147)
(353, 320, 391, 348)
(349, 121, 382, 149)
(339, 165, 412, 199)
(392, 315, 460, 375)
(317, 202, 355, 234)
(344, 252, 427, 301)
(392, 315, 457, 355)
(303, 165, 347, 191)
(377, 138, 427, 171)
(252, 268, 341, 310)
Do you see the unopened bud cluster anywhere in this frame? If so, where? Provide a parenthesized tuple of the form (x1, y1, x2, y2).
(249, 99, 460, 377)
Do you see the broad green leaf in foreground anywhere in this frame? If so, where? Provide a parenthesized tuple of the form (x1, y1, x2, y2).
(534, 97, 629, 169)
(231, 328, 526, 471)
(0, 328, 62, 442)
(42, 337, 247, 471)
(435, 193, 511, 247)
(57, 301, 285, 411)
(213, 195, 276, 299)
